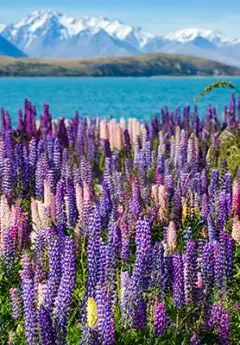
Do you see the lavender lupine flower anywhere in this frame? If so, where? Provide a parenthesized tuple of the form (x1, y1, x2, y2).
(22, 279, 39, 345)
(153, 300, 167, 337)
(38, 305, 56, 345)
(184, 240, 197, 305)
(9, 288, 22, 319)
(43, 237, 62, 314)
(172, 254, 185, 308)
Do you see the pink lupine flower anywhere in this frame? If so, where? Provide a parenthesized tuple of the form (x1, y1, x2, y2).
(158, 185, 169, 223)
(232, 215, 240, 244)
(167, 221, 177, 251)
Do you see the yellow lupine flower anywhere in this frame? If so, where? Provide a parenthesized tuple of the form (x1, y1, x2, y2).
(87, 298, 98, 328)
(182, 198, 188, 224)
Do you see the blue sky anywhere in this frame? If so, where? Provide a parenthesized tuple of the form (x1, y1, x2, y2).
(1, 0, 240, 36)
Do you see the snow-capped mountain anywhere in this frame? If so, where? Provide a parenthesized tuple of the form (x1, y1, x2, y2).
(1, 10, 240, 66)
(164, 28, 240, 46)
(1, 10, 154, 58)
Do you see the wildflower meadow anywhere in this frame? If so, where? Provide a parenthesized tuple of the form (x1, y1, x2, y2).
(0, 95, 240, 345)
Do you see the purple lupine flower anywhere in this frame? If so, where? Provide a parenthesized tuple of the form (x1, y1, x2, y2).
(9, 288, 22, 319)
(120, 271, 131, 324)
(218, 311, 231, 345)
(123, 129, 131, 157)
(153, 300, 167, 337)
(207, 214, 217, 242)
(43, 237, 62, 314)
(213, 242, 223, 290)
(183, 227, 193, 250)
(35, 153, 48, 199)
(129, 176, 142, 219)
(85, 208, 101, 300)
(120, 213, 130, 261)
(2, 158, 12, 204)
(96, 284, 115, 345)
(66, 181, 78, 227)
(103, 139, 111, 158)
(54, 237, 76, 345)
(208, 302, 223, 329)
(151, 242, 166, 295)
(201, 194, 208, 222)
(172, 188, 182, 224)
(22, 279, 39, 345)
(218, 191, 227, 231)
(172, 253, 185, 308)
(81, 326, 99, 345)
(99, 238, 107, 285)
(53, 137, 62, 177)
(128, 218, 152, 326)
(19, 253, 33, 280)
(203, 242, 215, 290)
(201, 169, 208, 194)
(3, 229, 15, 268)
(38, 305, 56, 345)
(184, 240, 197, 304)
(133, 296, 147, 330)
(107, 220, 121, 306)
(55, 180, 66, 226)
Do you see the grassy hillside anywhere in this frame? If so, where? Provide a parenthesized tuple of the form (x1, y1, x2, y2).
(0, 53, 240, 77)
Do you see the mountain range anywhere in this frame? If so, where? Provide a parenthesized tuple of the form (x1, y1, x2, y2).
(0, 9, 240, 66)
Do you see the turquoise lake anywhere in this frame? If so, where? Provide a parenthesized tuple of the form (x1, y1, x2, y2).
(0, 76, 240, 126)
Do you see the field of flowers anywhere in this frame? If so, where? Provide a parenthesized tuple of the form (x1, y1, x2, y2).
(0, 95, 240, 345)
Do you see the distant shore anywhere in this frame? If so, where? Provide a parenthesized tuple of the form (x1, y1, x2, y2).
(0, 52, 239, 77)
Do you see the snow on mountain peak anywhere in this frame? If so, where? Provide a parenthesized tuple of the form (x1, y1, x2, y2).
(164, 28, 240, 46)
(5, 9, 156, 47)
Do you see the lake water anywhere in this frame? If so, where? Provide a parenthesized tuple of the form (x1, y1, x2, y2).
(0, 76, 239, 126)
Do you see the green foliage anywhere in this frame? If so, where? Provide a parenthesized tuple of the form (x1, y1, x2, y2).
(194, 80, 239, 102)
